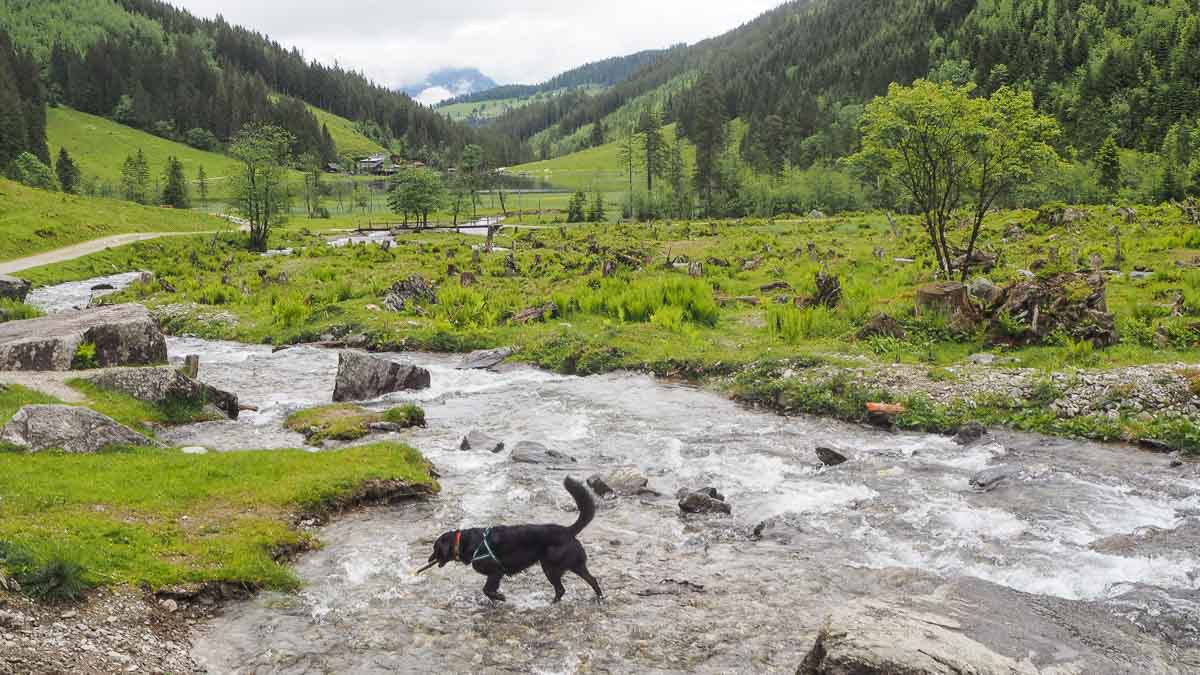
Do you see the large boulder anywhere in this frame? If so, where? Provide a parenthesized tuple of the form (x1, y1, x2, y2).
(1, 404, 155, 454)
(990, 272, 1116, 347)
(797, 601, 1038, 675)
(510, 440, 575, 464)
(332, 351, 431, 402)
(83, 366, 240, 419)
(0, 304, 167, 371)
(0, 275, 31, 302)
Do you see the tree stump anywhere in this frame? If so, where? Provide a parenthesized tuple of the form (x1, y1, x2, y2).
(181, 355, 200, 379)
(916, 282, 970, 316)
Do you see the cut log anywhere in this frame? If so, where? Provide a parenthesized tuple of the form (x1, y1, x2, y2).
(916, 282, 970, 317)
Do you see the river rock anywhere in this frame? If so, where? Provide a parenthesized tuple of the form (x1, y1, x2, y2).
(460, 430, 504, 453)
(510, 440, 575, 464)
(458, 347, 514, 370)
(0, 304, 167, 371)
(969, 464, 1021, 491)
(0, 404, 155, 454)
(678, 487, 731, 515)
(953, 422, 987, 445)
(82, 366, 240, 419)
(587, 467, 649, 497)
(815, 447, 848, 466)
(797, 600, 1038, 675)
(332, 351, 431, 402)
(0, 274, 31, 302)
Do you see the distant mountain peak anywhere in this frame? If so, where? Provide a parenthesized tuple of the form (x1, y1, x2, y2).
(403, 68, 498, 106)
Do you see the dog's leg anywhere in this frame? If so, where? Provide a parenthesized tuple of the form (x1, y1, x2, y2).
(483, 573, 506, 603)
(571, 564, 603, 602)
(540, 561, 566, 603)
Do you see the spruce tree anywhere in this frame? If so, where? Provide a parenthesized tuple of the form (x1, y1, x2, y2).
(197, 165, 208, 204)
(1096, 135, 1121, 197)
(587, 192, 606, 222)
(638, 109, 667, 192)
(121, 149, 150, 204)
(567, 190, 587, 223)
(55, 147, 79, 194)
(590, 120, 604, 148)
(161, 156, 190, 208)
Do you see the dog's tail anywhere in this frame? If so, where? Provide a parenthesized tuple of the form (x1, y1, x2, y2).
(564, 477, 595, 535)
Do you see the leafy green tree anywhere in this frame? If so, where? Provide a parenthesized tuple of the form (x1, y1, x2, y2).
(299, 152, 323, 217)
(229, 124, 294, 251)
(112, 94, 137, 126)
(1095, 135, 1121, 197)
(184, 127, 218, 151)
(850, 81, 1060, 280)
(55, 147, 79, 194)
(160, 156, 189, 208)
(388, 167, 446, 227)
(567, 190, 587, 223)
(120, 149, 150, 204)
(8, 151, 57, 190)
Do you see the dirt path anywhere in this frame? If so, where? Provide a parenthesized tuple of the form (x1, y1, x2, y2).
(0, 219, 249, 275)
(0, 233, 200, 275)
(0, 371, 86, 402)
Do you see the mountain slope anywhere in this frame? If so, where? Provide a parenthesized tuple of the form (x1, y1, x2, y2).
(490, 0, 1200, 167)
(0, 0, 527, 165)
(48, 107, 245, 185)
(404, 67, 498, 105)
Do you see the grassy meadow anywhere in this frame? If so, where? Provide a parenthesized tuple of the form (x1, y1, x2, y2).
(305, 103, 389, 157)
(0, 441, 434, 595)
(47, 107, 245, 185)
(0, 178, 228, 261)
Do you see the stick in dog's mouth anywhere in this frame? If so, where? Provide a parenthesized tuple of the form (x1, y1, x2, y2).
(414, 560, 438, 576)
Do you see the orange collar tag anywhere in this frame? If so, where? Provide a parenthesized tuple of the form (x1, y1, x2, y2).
(452, 531, 462, 561)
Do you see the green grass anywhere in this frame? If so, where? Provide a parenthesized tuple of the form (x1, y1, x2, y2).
(0, 442, 436, 592)
(0, 385, 62, 428)
(0, 298, 43, 322)
(285, 403, 382, 442)
(47, 106, 244, 186)
(66, 380, 222, 434)
(305, 103, 388, 157)
(510, 123, 691, 193)
(0, 178, 227, 262)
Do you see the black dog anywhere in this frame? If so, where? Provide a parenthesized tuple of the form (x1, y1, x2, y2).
(420, 477, 603, 603)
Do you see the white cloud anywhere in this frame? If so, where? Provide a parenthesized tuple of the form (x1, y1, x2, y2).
(415, 86, 454, 106)
(169, 0, 781, 89)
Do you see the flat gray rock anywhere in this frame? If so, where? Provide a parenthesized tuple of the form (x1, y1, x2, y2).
(510, 440, 575, 464)
(460, 430, 504, 452)
(332, 351, 431, 402)
(1, 404, 155, 453)
(0, 304, 167, 371)
(458, 347, 514, 370)
(83, 366, 239, 419)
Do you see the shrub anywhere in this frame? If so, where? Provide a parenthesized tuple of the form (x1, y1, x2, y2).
(20, 555, 92, 603)
(384, 403, 426, 428)
(435, 285, 501, 329)
(70, 342, 98, 370)
(272, 294, 308, 327)
(1061, 337, 1098, 366)
(575, 277, 719, 327)
(767, 305, 848, 343)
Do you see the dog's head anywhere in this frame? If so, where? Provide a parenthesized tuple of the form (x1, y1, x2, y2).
(428, 530, 459, 568)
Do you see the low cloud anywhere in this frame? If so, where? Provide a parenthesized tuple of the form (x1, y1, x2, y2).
(171, 0, 780, 89)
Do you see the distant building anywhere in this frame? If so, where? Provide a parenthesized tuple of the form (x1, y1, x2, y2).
(357, 153, 394, 175)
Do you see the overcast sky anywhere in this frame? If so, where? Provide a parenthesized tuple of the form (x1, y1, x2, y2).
(170, 1, 779, 90)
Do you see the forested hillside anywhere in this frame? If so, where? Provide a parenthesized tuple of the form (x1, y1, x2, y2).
(0, 29, 48, 168)
(440, 48, 676, 107)
(492, 0, 1200, 172)
(0, 0, 527, 166)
